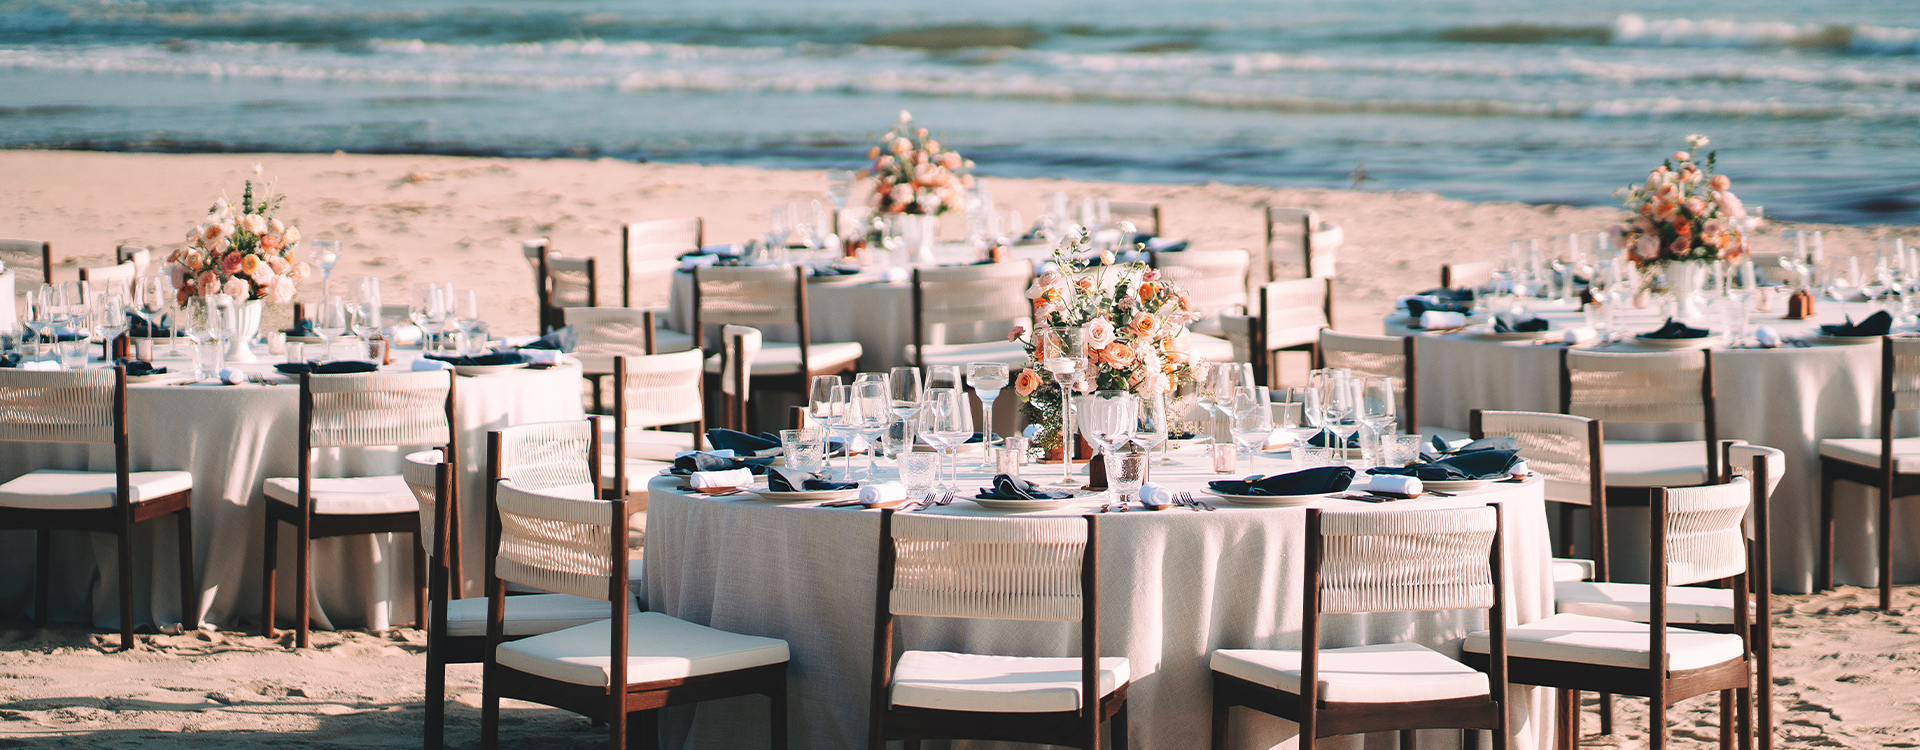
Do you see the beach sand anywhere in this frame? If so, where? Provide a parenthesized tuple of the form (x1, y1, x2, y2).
(2, 587, 1914, 747)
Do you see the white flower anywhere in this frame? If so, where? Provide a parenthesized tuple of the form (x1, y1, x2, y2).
(1687, 134, 1710, 149)
(898, 110, 912, 123)
(250, 162, 263, 175)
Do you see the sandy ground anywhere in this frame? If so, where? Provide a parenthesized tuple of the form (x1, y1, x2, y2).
(0, 586, 1912, 748)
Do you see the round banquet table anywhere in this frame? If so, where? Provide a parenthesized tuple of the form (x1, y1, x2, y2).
(1385, 297, 1920, 593)
(644, 445, 1556, 750)
(0, 345, 585, 634)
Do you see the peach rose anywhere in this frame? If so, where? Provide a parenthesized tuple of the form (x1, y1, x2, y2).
(1709, 175, 1731, 191)
(1014, 369, 1042, 398)
(250, 263, 276, 285)
(1137, 281, 1160, 301)
(196, 272, 220, 296)
(1083, 318, 1115, 350)
(940, 152, 961, 170)
(1075, 277, 1095, 294)
(1102, 342, 1136, 367)
(240, 254, 261, 274)
(220, 252, 243, 274)
(241, 214, 268, 236)
(868, 146, 881, 159)
(283, 226, 301, 246)
(269, 218, 285, 235)
(1672, 151, 1691, 162)
(259, 234, 282, 251)
(1129, 313, 1159, 338)
(267, 255, 290, 274)
(222, 277, 250, 299)
(1632, 235, 1660, 261)
(892, 137, 911, 155)
(266, 275, 296, 305)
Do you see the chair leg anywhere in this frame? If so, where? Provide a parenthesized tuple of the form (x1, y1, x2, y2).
(1557, 689, 1576, 750)
(1465, 727, 1480, 750)
(1401, 728, 1418, 749)
(1819, 473, 1836, 591)
(176, 508, 197, 630)
(1599, 692, 1614, 735)
(1112, 701, 1129, 750)
(117, 521, 135, 650)
(1651, 690, 1668, 750)
(33, 527, 50, 628)
(1738, 684, 1754, 750)
(479, 663, 500, 750)
(425, 644, 446, 750)
(1211, 693, 1230, 750)
(608, 700, 627, 750)
(1759, 644, 1774, 750)
(1879, 486, 1894, 610)
(261, 516, 278, 638)
(769, 683, 788, 750)
(414, 533, 428, 630)
(1719, 690, 1735, 750)
(903, 741, 921, 750)
(295, 524, 311, 649)
(632, 708, 658, 750)
(1559, 503, 1577, 559)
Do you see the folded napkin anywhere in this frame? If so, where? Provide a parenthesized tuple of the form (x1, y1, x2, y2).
(1562, 326, 1599, 344)
(1456, 437, 1519, 453)
(690, 467, 753, 489)
(1419, 311, 1467, 330)
(114, 359, 166, 377)
(285, 320, 317, 338)
(1368, 475, 1423, 497)
(1307, 430, 1360, 449)
(1406, 298, 1472, 317)
(1370, 449, 1522, 482)
(1821, 310, 1892, 337)
(411, 358, 452, 371)
(1209, 466, 1356, 496)
(1642, 318, 1709, 339)
(708, 429, 783, 456)
(1139, 483, 1176, 508)
(671, 452, 775, 475)
(128, 313, 173, 338)
(522, 349, 560, 366)
(425, 351, 528, 367)
(976, 474, 1075, 500)
(679, 254, 721, 272)
(1145, 237, 1189, 253)
(859, 482, 908, 506)
(809, 265, 860, 277)
(275, 360, 381, 375)
(1493, 314, 1549, 333)
(520, 326, 577, 353)
(1415, 287, 1477, 301)
(767, 467, 857, 492)
(20, 360, 60, 371)
(1754, 326, 1782, 348)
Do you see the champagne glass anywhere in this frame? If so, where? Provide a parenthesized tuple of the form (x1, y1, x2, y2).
(1274, 386, 1318, 464)
(926, 387, 974, 489)
(827, 170, 854, 212)
(1230, 386, 1274, 475)
(314, 294, 347, 362)
(309, 240, 342, 295)
(205, 294, 237, 374)
(1040, 326, 1086, 486)
(967, 361, 1010, 466)
(1078, 390, 1137, 495)
(887, 367, 922, 459)
(822, 384, 858, 479)
(852, 380, 893, 480)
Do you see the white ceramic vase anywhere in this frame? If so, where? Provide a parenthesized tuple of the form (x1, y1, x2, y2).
(226, 298, 264, 363)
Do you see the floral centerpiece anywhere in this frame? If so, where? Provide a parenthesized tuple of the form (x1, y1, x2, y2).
(859, 110, 974, 216)
(1612, 134, 1749, 272)
(1011, 227, 1204, 455)
(169, 177, 308, 306)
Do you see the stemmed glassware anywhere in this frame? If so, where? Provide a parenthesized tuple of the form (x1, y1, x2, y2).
(1078, 391, 1138, 494)
(135, 277, 173, 356)
(887, 367, 922, 459)
(183, 297, 213, 378)
(821, 384, 857, 479)
(827, 170, 854, 214)
(924, 364, 961, 391)
(1230, 386, 1274, 474)
(309, 240, 342, 295)
(313, 294, 347, 363)
(1823, 261, 1857, 320)
(205, 294, 238, 374)
(1310, 368, 1359, 464)
(410, 283, 447, 353)
(456, 288, 485, 355)
(1040, 326, 1086, 486)
(1357, 377, 1397, 467)
(20, 285, 47, 357)
(918, 388, 972, 490)
(967, 361, 1009, 467)
(95, 292, 130, 359)
(1129, 391, 1168, 469)
(1274, 386, 1318, 465)
(851, 379, 893, 480)
(349, 277, 382, 360)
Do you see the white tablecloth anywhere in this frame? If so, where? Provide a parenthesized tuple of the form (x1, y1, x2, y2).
(1385, 298, 1915, 593)
(0, 347, 585, 633)
(644, 446, 1555, 750)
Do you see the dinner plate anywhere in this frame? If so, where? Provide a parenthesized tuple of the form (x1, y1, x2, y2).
(743, 485, 859, 503)
(453, 362, 530, 377)
(288, 335, 358, 345)
(126, 371, 193, 385)
(972, 496, 1081, 512)
(1204, 489, 1325, 507)
(1808, 334, 1883, 346)
(1420, 478, 1499, 492)
(1630, 334, 1718, 349)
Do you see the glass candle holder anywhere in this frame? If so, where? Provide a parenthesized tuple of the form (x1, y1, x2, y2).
(900, 451, 941, 497)
(1211, 443, 1237, 474)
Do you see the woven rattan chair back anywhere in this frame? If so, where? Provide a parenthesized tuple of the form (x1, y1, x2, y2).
(0, 368, 119, 445)
(566, 307, 658, 374)
(1265, 206, 1334, 281)
(1259, 277, 1332, 351)
(623, 217, 701, 309)
(493, 420, 597, 493)
(1313, 505, 1500, 615)
(1659, 478, 1752, 587)
(491, 478, 620, 602)
(0, 239, 51, 286)
(402, 449, 447, 552)
(1107, 201, 1160, 236)
(303, 370, 454, 449)
(909, 262, 1032, 366)
(693, 265, 802, 329)
(115, 246, 151, 276)
(1440, 261, 1495, 290)
(886, 512, 1091, 622)
(1560, 349, 1710, 425)
(1317, 330, 1413, 423)
(1473, 410, 1601, 508)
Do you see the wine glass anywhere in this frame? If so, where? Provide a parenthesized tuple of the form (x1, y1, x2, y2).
(1823, 261, 1856, 320)
(887, 367, 921, 459)
(205, 294, 237, 374)
(1078, 390, 1137, 495)
(924, 387, 974, 489)
(1357, 377, 1397, 467)
(349, 277, 382, 359)
(808, 375, 843, 425)
(314, 294, 347, 362)
(1129, 391, 1169, 465)
(916, 388, 959, 490)
(309, 240, 342, 295)
(20, 284, 48, 357)
(1316, 371, 1361, 465)
(1230, 386, 1273, 475)
(821, 384, 858, 480)
(967, 361, 1010, 465)
(411, 283, 447, 352)
(1207, 361, 1252, 444)
(827, 170, 854, 212)
(455, 288, 486, 355)
(925, 364, 961, 391)
(1040, 326, 1086, 486)
(135, 277, 171, 355)
(95, 292, 130, 358)
(182, 297, 213, 378)
(1274, 386, 1319, 464)
(852, 380, 893, 480)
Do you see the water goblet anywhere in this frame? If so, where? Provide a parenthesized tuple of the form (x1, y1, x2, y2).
(967, 361, 1009, 466)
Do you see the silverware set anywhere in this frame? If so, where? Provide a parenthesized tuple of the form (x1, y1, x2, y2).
(1175, 491, 1214, 511)
(908, 490, 955, 512)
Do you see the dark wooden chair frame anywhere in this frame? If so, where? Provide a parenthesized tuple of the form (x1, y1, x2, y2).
(1464, 480, 1757, 750)
(0, 238, 54, 285)
(261, 371, 456, 648)
(0, 366, 195, 650)
(1263, 206, 1332, 283)
(479, 472, 786, 750)
(691, 265, 857, 432)
(1472, 408, 1611, 582)
(1250, 277, 1334, 388)
(608, 355, 704, 501)
(530, 240, 599, 335)
(907, 264, 1035, 371)
(868, 510, 1128, 750)
(1558, 348, 1720, 506)
(1212, 504, 1509, 750)
(1819, 335, 1918, 611)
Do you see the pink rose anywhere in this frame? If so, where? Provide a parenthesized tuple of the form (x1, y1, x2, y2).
(241, 214, 268, 235)
(940, 152, 961, 170)
(1007, 325, 1025, 342)
(1083, 318, 1115, 350)
(1672, 151, 1691, 162)
(1669, 237, 1692, 256)
(170, 265, 188, 288)
(1709, 175, 1731, 191)
(221, 252, 243, 274)
(250, 263, 276, 285)
(222, 277, 251, 299)
(266, 275, 296, 305)
(1632, 235, 1660, 261)
(196, 272, 220, 296)
(1142, 268, 1161, 282)
(267, 255, 289, 274)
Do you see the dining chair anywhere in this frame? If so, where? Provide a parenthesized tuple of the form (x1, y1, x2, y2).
(115, 245, 152, 277)
(408, 421, 638, 750)
(0, 238, 53, 285)
(600, 350, 706, 502)
(564, 307, 695, 412)
(1211, 504, 1508, 750)
(1107, 201, 1161, 236)
(869, 510, 1128, 750)
(1471, 409, 1609, 585)
(1147, 248, 1247, 364)
(0, 366, 196, 650)
(1818, 335, 1920, 610)
(906, 261, 1032, 370)
(523, 238, 598, 334)
(478, 477, 789, 750)
(1317, 330, 1463, 441)
(714, 325, 761, 433)
(1441, 261, 1495, 290)
(1231, 276, 1332, 387)
(260, 369, 455, 648)
(1263, 206, 1341, 283)
(691, 265, 861, 414)
(1559, 348, 1719, 504)
(1463, 477, 1756, 750)
(622, 217, 702, 309)
(78, 260, 138, 285)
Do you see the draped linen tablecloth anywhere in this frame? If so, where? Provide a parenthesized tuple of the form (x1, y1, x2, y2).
(645, 445, 1555, 750)
(1385, 299, 1917, 593)
(0, 351, 585, 633)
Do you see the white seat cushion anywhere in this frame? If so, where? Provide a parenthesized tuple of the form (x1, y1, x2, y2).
(597, 421, 703, 462)
(1552, 558, 1596, 583)
(496, 611, 788, 688)
(263, 475, 417, 515)
(1555, 581, 1742, 625)
(1601, 440, 1711, 487)
(905, 340, 1028, 369)
(600, 457, 674, 493)
(444, 592, 639, 638)
(1463, 613, 1744, 671)
(1818, 437, 1920, 473)
(1183, 332, 1236, 363)
(1211, 643, 1488, 704)
(889, 650, 1129, 713)
(702, 340, 862, 376)
(0, 469, 193, 510)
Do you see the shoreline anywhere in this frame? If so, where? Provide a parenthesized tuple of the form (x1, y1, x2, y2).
(0, 148, 1908, 337)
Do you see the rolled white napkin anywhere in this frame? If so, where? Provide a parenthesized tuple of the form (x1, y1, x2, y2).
(1511, 460, 1530, 477)
(522, 349, 560, 366)
(1419, 311, 1467, 329)
(678, 254, 720, 272)
(20, 360, 59, 371)
(689, 467, 752, 489)
(1562, 326, 1599, 344)
(386, 324, 423, 346)
(1368, 475, 1423, 497)
(881, 267, 910, 284)
(1139, 483, 1175, 508)
(411, 358, 452, 371)
(218, 367, 247, 385)
(859, 482, 907, 506)
(1754, 326, 1781, 348)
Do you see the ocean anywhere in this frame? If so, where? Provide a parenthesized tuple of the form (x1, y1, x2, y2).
(2, 0, 1917, 225)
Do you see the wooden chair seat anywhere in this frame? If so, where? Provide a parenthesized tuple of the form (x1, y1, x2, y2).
(598, 458, 671, 494)
(1211, 642, 1489, 704)
(1602, 440, 1714, 487)
(263, 475, 416, 515)
(703, 340, 862, 377)
(0, 469, 192, 509)
(444, 592, 636, 638)
(889, 650, 1129, 713)
(496, 610, 788, 687)
(1553, 558, 1597, 582)
(1554, 581, 1746, 626)
(1182, 331, 1236, 363)
(1465, 612, 1744, 671)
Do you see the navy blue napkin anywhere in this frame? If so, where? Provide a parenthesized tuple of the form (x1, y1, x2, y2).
(706, 429, 782, 456)
(1370, 449, 1522, 481)
(1416, 287, 1478, 301)
(1642, 318, 1709, 339)
(670, 452, 775, 476)
(1821, 310, 1891, 337)
(276, 361, 380, 375)
(1406, 298, 1472, 316)
(1493, 315, 1549, 333)
(976, 474, 1074, 500)
(285, 320, 317, 338)
(519, 326, 577, 353)
(425, 351, 527, 367)
(114, 359, 166, 376)
(1209, 466, 1355, 496)
(128, 313, 173, 338)
(1308, 430, 1360, 449)
(767, 467, 857, 492)
(1421, 436, 1520, 461)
